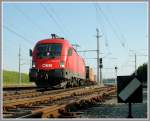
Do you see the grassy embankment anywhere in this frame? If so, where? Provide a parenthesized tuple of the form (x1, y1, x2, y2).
(3, 70, 33, 86)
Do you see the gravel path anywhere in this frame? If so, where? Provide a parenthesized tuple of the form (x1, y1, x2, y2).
(79, 88, 147, 118)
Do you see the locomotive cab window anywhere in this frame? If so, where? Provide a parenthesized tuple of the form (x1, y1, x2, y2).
(68, 48, 72, 56)
(36, 43, 62, 58)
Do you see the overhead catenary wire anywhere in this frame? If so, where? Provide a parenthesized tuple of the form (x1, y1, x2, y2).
(105, 5, 131, 51)
(40, 3, 81, 50)
(40, 3, 69, 39)
(4, 25, 32, 66)
(14, 5, 44, 34)
(3, 25, 33, 45)
(97, 5, 148, 70)
(95, 4, 127, 49)
(49, 4, 82, 48)
(94, 3, 136, 75)
(98, 4, 125, 48)
(96, 4, 148, 76)
(94, 4, 111, 54)
(48, 5, 74, 40)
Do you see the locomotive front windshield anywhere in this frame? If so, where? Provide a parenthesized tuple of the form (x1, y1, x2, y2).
(36, 43, 62, 58)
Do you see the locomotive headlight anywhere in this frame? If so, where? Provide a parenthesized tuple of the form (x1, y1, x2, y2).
(60, 61, 65, 68)
(32, 62, 36, 68)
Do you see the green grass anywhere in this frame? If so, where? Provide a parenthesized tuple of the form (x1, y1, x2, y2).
(3, 70, 32, 86)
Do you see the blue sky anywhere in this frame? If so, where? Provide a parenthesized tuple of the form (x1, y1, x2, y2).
(3, 2, 148, 78)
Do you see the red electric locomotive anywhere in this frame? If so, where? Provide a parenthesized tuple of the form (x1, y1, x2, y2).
(29, 34, 86, 88)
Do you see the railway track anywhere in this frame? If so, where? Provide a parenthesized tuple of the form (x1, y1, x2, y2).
(3, 85, 116, 118)
(3, 85, 37, 91)
(3, 86, 83, 101)
(3, 85, 39, 97)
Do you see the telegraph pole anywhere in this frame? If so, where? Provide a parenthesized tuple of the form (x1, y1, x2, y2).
(129, 50, 137, 76)
(18, 46, 21, 85)
(96, 28, 100, 85)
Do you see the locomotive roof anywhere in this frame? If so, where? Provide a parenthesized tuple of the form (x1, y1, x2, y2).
(36, 38, 70, 45)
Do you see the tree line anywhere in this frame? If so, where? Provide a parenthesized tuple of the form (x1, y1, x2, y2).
(131, 63, 147, 83)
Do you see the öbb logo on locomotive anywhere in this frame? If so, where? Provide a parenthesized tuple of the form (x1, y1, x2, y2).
(29, 34, 96, 88)
(42, 64, 52, 68)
